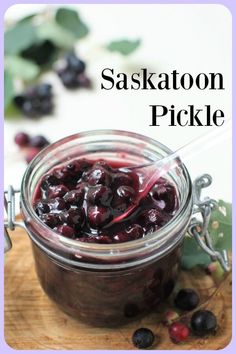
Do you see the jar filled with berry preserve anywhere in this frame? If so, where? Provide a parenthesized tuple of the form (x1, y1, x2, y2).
(4, 130, 228, 327)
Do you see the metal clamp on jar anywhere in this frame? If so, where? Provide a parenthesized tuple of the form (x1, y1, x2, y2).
(188, 174, 230, 272)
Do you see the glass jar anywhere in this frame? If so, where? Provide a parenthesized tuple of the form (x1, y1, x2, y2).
(20, 130, 194, 326)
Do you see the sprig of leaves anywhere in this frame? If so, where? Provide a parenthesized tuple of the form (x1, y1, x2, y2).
(181, 200, 232, 270)
(4, 7, 141, 114)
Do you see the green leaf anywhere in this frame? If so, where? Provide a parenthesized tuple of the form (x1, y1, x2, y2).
(208, 200, 232, 251)
(37, 21, 75, 49)
(106, 39, 141, 55)
(181, 199, 232, 270)
(5, 22, 38, 55)
(18, 13, 37, 24)
(5, 56, 40, 81)
(181, 235, 211, 270)
(55, 8, 89, 39)
(4, 70, 14, 109)
(210, 199, 232, 226)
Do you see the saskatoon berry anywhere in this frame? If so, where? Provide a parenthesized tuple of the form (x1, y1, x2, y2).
(78, 159, 93, 171)
(39, 213, 60, 228)
(64, 189, 85, 206)
(48, 198, 66, 211)
(40, 99, 53, 115)
(113, 172, 133, 188)
(174, 288, 200, 311)
(56, 51, 90, 89)
(65, 165, 76, 175)
(132, 328, 155, 349)
(14, 132, 30, 147)
(24, 97, 48, 118)
(34, 201, 50, 215)
(126, 224, 143, 239)
(168, 322, 190, 343)
(139, 209, 163, 228)
(67, 208, 85, 228)
(66, 162, 77, 172)
(41, 175, 59, 189)
(66, 52, 86, 74)
(111, 195, 129, 214)
(25, 86, 38, 97)
(53, 167, 70, 182)
(87, 167, 111, 186)
(151, 183, 177, 213)
(54, 225, 75, 238)
(30, 135, 49, 148)
(60, 69, 79, 89)
(88, 206, 112, 228)
(48, 185, 69, 199)
(191, 310, 217, 336)
(117, 185, 135, 199)
(36, 83, 52, 98)
(87, 185, 112, 206)
(25, 148, 41, 164)
(14, 83, 54, 118)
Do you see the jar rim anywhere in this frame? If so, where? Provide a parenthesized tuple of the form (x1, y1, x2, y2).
(21, 129, 193, 264)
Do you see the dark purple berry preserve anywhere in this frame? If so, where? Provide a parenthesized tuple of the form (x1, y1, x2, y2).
(33, 158, 178, 243)
(28, 159, 182, 326)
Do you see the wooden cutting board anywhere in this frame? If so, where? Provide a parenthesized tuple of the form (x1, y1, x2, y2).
(4, 228, 232, 350)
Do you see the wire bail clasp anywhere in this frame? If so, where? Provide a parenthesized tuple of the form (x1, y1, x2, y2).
(188, 174, 230, 272)
(4, 185, 25, 253)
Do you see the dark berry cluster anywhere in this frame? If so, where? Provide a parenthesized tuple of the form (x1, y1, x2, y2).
(14, 84, 53, 118)
(162, 288, 217, 344)
(14, 132, 50, 163)
(132, 288, 218, 348)
(167, 309, 217, 344)
(56, 51, 91, 89)
(33, 158, 178, 243)
(12, 51, 91, 118)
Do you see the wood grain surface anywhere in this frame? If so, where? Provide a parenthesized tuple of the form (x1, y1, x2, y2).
(4, 228, 232, 350)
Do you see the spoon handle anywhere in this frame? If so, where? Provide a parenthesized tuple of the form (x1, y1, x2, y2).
(140, 122, 231, 193)
(172, 121, 231, 166)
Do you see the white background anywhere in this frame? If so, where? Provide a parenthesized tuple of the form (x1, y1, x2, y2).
(4, 4, 232, 202)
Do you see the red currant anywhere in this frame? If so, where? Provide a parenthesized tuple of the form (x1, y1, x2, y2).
(168, 322, 190, 343)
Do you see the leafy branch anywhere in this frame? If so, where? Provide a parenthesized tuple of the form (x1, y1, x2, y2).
(4, 7, 141, 113)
